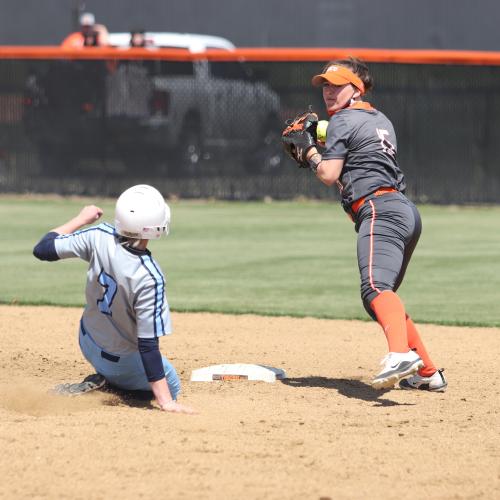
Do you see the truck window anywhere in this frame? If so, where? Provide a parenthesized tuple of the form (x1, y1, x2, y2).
(209, 62, 249, 81)
(157, 61, 195, 77)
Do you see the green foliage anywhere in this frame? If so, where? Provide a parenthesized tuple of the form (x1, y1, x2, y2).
(1, 196, 498, 326)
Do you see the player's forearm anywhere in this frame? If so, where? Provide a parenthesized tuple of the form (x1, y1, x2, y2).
(150, 379, 197, 414)
(305, 151, 344, 186)
(138, 337, 173, 408)
(316, 160, 339, 186)
(51, 205, 103, 234)
(149, 378, 174, 407)
(52, 216, 89, 235)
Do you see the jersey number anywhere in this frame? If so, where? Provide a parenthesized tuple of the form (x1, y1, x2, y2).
(376, 128, 396, 157)
(97, 269, 117, 316)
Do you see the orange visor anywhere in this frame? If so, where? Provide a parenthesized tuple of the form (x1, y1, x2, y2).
(311, 65, 365, 94)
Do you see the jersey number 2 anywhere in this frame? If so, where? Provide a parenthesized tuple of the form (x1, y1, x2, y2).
(97, 269, 117, 316)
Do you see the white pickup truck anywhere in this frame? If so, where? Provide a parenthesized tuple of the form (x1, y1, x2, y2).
(24, 32, 283, 176)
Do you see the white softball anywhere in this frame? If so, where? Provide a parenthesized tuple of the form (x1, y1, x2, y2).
(316, 120, 329, 143)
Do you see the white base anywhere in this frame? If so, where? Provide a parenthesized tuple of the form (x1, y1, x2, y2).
(190, 363, 286, 383)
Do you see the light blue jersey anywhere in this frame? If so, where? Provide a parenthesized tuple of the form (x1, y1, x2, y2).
(54, 223, 172, 356)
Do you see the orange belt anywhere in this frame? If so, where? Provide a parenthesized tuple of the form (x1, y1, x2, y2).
(350, 187, 398, 215)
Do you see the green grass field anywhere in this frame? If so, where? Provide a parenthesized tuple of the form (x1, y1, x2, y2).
(1, 196, 499, 326)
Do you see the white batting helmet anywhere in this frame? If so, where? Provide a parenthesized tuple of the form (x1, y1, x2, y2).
(115, 184, 170, 240)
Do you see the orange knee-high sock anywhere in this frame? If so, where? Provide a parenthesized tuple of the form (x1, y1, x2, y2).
(370, 291, 409, 353)
(406, 315, 437, 377)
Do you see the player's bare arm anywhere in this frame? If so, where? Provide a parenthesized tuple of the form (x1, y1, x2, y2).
(305, 147, 344, 186)
(51, 205, 103, 235)
(281, 112, 344, 185)
(150, 378, 197, 414)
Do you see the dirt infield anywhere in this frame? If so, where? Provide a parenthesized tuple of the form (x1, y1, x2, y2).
(0, 305, 498, 500)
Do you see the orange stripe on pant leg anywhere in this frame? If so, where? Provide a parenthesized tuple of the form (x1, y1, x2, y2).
(368, 200, 381, 294)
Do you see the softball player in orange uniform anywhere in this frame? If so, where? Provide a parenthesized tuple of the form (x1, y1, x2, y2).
(303, 58, 447, 391)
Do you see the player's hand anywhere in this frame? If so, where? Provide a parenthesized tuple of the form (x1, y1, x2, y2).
(78, 205, 103, 225)
(282, 110, 318, 167)
(51, 204, 103, 235)
(159, 401, 197, 415)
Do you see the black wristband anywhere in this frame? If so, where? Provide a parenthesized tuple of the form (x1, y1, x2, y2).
(307, 153, 322, 173)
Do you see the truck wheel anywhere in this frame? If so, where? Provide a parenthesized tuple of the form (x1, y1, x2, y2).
(37, 145, 72, 176)
(244, 118, 283, 174)
(171, 120, 203, 177)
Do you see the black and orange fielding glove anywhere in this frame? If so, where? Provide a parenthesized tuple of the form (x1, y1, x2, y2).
(281, 111, 318, 168)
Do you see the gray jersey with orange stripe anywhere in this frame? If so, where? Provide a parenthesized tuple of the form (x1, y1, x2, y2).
(322, 106, 406, 210)
(54, 223, 172, 355)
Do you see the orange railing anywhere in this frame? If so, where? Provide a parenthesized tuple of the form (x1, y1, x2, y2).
(1, 46, 500, 65)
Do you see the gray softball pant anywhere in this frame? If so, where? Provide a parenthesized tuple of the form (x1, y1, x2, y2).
(354, 191, 422, 320)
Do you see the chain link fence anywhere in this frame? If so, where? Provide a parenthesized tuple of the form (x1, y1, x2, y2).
(0, 55, 499, 202)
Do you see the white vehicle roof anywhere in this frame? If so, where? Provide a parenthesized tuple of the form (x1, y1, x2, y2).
(108, 32, 235, 53)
